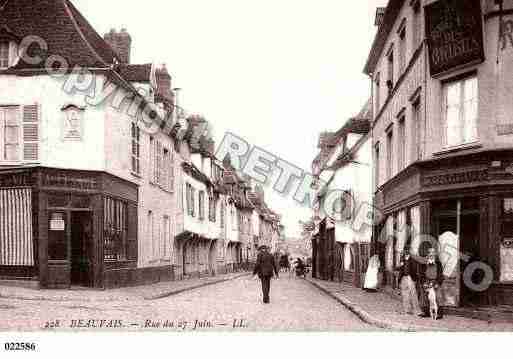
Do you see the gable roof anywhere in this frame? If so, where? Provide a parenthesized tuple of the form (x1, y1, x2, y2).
(363, 0, 405, 75)
(0, 0, 119, 69)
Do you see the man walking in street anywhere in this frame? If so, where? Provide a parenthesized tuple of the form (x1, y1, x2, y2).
(253, 245, 279, 304)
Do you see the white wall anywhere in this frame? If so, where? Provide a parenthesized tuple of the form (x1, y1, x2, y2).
(0, 74, 105, 170)
(330, 136, 372, 244)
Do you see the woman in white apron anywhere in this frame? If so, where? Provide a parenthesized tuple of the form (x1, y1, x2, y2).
(364, 255, 380, 291)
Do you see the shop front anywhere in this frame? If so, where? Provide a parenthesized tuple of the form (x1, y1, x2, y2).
(374, 151, 513, 307)
(0, 167, 138, 289)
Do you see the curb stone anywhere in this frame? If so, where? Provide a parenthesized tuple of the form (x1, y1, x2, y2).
(305, 278, 448, 332)
(0, 273, 250, 303)
(145, 273, 251, 300)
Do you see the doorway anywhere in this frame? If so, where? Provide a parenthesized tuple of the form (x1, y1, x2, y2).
(432, 198, 480, 307)
(70, 211, 93, 287)
(208, 241, 217, 275)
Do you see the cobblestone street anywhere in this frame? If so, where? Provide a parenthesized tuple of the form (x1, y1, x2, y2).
(0, 276, 376, 332)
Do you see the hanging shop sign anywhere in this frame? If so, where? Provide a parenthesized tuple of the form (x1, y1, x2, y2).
(425, 0, 485, 77)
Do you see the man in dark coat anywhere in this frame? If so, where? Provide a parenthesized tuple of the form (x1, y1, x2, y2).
(253, 246, 279, 304)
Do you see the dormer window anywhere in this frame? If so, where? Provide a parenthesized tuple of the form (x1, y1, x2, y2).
(0, 41, 9, 68)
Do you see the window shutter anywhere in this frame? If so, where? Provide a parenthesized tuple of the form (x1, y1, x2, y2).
(23, 105, 39, 162)
(169, 150, 174, 191)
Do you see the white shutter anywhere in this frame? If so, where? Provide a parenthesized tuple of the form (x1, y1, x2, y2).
(23, 105, 39, 162)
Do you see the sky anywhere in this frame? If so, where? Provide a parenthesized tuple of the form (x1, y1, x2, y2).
(75, 0, 387, 238)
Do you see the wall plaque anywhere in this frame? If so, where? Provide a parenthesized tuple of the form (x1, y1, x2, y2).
(425, 0, 485, 77)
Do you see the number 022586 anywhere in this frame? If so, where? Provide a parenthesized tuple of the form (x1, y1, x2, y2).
(4, 342, 36, 351)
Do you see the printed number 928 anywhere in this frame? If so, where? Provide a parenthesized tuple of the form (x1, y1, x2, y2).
(4, 343, 36, 351)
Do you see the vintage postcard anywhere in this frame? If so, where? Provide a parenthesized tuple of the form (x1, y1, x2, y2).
(1, 0, 513, 355)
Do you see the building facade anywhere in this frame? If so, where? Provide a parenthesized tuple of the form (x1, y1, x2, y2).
(0, 0, 283, 289)
(367, 0, 513, 307)
(310, 103, 373, 287)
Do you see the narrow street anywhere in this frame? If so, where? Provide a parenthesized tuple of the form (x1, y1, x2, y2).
(0, 276, 376, 331)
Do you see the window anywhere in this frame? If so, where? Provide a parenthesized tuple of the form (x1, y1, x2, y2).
(412, 0, 421, 50)
(374, 142, 380, 186)
(150, 137, 174, 191)
(387, 49, 394, 94)
(0, 41, 9, 68)
(168, 149, 174, 190)
(399, 25, 406, 74)
(104, 197, 129, 261)
(186, 183, 196, 217)
(398, 116, 406, 171)
(155, 141, 163, 184)
(149, 136, 155, 180)
(443, 75, 478, 147)
(374, 72, 381, 113)
(0, 105, 39, 163)
(1, 106, 20, 161)
(386, 128, 394, 179)
(199, 191, 205, 220)
(209, 196, 217, 222)
(411, 99, 421, 162)
(131, 122, 140, 174)
(163, 148, 170, 187)
(220, 201, 225, 228)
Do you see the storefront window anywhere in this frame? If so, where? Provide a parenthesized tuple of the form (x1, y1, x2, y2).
(500, 198, 513, 282)
(410, 206, 421, 256)
(385, 216, 395, 271)
(104, 197, 128, 262)
(395, 211, 407, 266)
(48, 212, 67, 261)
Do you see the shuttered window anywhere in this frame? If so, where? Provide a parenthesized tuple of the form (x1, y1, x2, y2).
(0, 105, 39, 163)
(23, 105, 39, 161)
(0, 188, 34, 266)
(131, 122, 140, 174)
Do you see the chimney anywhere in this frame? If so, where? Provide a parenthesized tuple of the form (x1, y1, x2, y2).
(375, 7, 386, 27)
(104, 28, 132, 64)
(156, 64, 172, 99)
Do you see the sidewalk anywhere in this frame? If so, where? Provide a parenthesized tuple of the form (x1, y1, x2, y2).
(0, 272, 250, 302)
(306, 277, 513, 332)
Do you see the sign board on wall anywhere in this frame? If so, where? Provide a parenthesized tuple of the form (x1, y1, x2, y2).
(50, 213, 65, 231)
(425, 0, 485, 77)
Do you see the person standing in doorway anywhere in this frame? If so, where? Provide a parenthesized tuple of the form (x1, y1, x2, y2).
(397, 249, 423, 316)
(253, 245, 279, 304)
(418, 247, 444, 319)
